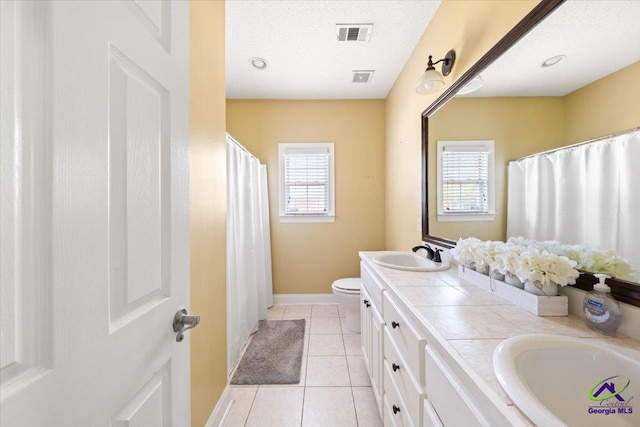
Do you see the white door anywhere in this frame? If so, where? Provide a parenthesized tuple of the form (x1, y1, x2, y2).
(1, 1, 191, 425)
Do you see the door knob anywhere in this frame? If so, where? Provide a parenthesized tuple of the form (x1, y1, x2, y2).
(173, 308, 200, 342)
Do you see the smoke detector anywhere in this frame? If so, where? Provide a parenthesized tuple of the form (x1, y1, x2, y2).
(336, 24, 373, 42)
(352, 70, 374, 83)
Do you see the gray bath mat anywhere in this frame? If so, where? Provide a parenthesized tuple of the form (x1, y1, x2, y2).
(230, 319, 305, 385)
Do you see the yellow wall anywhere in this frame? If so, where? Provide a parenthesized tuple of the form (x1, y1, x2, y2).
(428, 97, 564, 241)
(564, 61, 640, 143)
(384, 0, 538, 250)
(226, 100, 386, 294)
(190, 1, 227, 426)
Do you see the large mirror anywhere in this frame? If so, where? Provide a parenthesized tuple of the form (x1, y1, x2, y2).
(421, 0, 640, 304)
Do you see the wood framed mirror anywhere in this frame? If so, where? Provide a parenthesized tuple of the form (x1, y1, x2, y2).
(420, 0, 640, 306)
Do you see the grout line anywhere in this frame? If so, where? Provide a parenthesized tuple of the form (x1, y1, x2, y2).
(300, 305, 308, 427)
(242, 387, 258, 427)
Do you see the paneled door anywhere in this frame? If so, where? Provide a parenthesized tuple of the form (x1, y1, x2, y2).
(1, 1, 191, 425)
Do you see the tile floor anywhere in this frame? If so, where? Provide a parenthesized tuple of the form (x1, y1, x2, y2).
(224, 304, 383, 427)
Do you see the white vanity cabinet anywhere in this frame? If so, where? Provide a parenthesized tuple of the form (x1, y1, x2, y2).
(424, 346, 485, 426)
(361, 261, 385, 417)
(383, 292, 426, 427)
(360, 253, 527, 427)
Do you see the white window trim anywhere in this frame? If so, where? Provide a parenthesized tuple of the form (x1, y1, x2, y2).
(436, 140, 495, 222)
(278, 142, 335, 223)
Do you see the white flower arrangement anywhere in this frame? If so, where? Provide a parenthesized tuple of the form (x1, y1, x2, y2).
(470, 242, 490, 268)
(450, 237, 482, 266)
(506, 237, 638, 281)
(515, 249, 580, 287)
(577, 248, 639, 281)
(455, 236, 637, 283)
(491, 243, 525, 276)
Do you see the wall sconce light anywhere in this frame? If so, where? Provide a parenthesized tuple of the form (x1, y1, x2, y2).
(415, 49, 456, 94)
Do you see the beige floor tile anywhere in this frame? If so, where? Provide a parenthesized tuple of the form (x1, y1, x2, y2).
(310, 317, 342, 334)
(312, 304, 340, 318)
(308, 334, 346, 356)
(245, 387, 304, 427)
(223, 387, 258, 427)
(302, 387, 357, 427)
(343, 335, 363, 356)
(306, 356, 351, 386)
(301, 318, 311, 334)
(302, 333, 310, 355)
(347, 355, 371, 387)
(341, 318, 359, 335)
(266, 305, 285, 319)
(338, 305, 347, 318)
(283, 305, 312, 318)
(352, 387, 383, 427)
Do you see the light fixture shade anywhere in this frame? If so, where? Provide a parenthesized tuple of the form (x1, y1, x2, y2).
(415, 68, 445, 94)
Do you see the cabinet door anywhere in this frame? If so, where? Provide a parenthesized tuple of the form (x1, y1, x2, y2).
(423, 399, 444, 427)
(361, 286, 372, 369)
(424, 346, 484, 427)
(371, 304, 385, 416)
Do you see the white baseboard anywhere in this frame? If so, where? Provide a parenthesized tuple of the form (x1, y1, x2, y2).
(273, 293, 337, 305)
(204, 385, 232, 427)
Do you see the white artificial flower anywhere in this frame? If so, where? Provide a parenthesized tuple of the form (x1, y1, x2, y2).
(515, 250, 579, 287)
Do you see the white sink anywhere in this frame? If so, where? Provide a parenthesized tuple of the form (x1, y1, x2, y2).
(371, 253, 450, 272)
(494, 334, 640, 427)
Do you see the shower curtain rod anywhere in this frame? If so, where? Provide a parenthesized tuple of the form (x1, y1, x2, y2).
(226, 133, 262, 162)
(510, 125, 640, 163)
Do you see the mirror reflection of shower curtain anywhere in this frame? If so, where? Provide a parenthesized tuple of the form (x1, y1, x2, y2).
(226, 135, 273, 372)
(507, 130, 640, 270)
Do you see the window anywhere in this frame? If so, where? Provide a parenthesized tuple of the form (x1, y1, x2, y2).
(279, 142, 335, 223)
(437, 140, 495, 222)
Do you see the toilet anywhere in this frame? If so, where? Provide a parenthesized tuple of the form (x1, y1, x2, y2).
(331, 278, 361, 333)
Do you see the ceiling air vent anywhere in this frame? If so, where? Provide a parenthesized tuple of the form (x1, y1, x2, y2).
(352, 70, 374, 83)
(336, 24, 373, 42)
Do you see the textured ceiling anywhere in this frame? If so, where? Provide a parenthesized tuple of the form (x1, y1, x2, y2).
(461, 0, 640, 97)
(225, 0, 442, 99)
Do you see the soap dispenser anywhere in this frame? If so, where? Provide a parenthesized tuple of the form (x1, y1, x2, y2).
(583, 274, 622, 336)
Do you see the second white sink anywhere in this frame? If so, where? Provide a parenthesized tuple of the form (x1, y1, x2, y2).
(371, 253, 450, 272)
(494, 334, 640, 427)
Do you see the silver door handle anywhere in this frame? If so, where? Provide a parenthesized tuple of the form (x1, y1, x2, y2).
(173, 308, 200, 342)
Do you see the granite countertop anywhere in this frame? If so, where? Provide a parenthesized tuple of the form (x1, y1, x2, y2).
(360, 251, 640, 422)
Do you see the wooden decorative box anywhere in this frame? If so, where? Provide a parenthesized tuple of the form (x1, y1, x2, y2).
(457, 265, 568, 316)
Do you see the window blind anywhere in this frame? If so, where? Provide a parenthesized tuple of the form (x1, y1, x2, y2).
(283, 149, 330, 215)
(441, 147, 489, 213)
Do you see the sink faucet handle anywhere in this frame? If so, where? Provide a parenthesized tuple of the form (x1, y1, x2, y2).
(412, 244, 435, 260)
(433, 248, 443, 263)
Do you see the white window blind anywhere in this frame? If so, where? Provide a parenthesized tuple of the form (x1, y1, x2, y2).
(437, 140, 495, 221)
(442, 148, 489, 212)
(279, 143, 335, 223)
(284, 149, 329, 215)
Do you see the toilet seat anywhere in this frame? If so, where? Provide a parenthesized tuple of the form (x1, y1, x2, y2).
(332, 278, 361, 294)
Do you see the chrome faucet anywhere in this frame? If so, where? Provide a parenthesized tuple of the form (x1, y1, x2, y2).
(412, 244, 442, 263)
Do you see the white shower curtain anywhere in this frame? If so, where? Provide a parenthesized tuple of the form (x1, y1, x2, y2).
(507, 130, 640, 269)
(226, 134, 273, 371)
